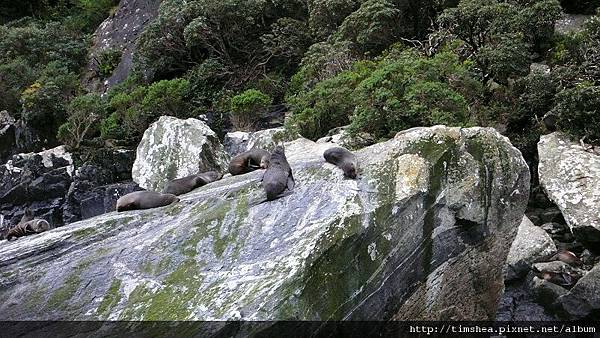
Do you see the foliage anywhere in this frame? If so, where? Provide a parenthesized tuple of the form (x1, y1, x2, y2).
(99, 78, 191, 140)
(97, 48, 122, 78)
(552, 84, 600, 142)
(229, 89, 273, 130)
(58, 93, 107, 148)
(289, 48, 482, 140)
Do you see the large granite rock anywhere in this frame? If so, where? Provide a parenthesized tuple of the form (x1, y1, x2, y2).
(132, 116, 229, 191)
(538, 133, 600, 246)
(83, 0, 161, 92)
(0, 126, 530, 324)
(505, 216, 557, 281)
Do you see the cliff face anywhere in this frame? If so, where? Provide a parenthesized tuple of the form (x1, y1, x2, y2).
(0, 126, 530, 324)
(83, 0, 161, 92)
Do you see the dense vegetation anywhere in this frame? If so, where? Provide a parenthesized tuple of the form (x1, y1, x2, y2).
(1, 0, 600, 158)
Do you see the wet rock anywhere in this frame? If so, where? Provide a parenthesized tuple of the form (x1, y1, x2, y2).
(0, 126, 529, 322)
(538, 132, 600, 247)
(528, 275, 569, 309)
(505, 217, 557, 281)
(132, 116, 230, 191)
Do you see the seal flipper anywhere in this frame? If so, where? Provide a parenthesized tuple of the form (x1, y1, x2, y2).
(287, 170, 295, 191)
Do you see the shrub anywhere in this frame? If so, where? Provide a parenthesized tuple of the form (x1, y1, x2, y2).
(58, 93, 107, 148)
(230, 89, 273, 130)
(552, 84, 600, 142)
(97, 48, 122, 78)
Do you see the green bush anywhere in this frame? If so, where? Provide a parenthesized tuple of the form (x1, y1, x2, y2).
(289, 47, 481, 140)
(58, 93, 107, 148)
(552, 83, 600, 142)
(230, 89, 273, 130)
(97, 48, 122, 78)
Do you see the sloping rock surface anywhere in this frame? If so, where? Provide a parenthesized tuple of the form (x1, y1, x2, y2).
(0, 126, 529, 324)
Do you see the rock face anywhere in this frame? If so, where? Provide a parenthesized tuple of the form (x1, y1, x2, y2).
(538, 133, 600, 246)
(132, 116, 230, 191)
(0, 146, 75, 230)
(0, 146, 138, 233)
(505, 217, 556, 281)
(0, 126, 530, 323)
(83, 0, 161, 92)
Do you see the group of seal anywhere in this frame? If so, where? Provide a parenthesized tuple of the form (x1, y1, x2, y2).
(4, 208, 51, 241)
(2, 143, 358, 241)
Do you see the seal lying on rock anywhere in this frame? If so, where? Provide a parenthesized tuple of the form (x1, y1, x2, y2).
(229, 149, 271, 176)
(262, 145, 294, 201)
(163, 171, 223, 196)
(323, 147, 358, 179)
(6, 219, 51, 241)
(116, 191, 180, 212)
(549, 250, 584, 267)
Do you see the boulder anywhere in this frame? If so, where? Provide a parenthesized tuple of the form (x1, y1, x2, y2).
(538, 133, 600, 246)
(0, 126, 529, 324)
(223, 128, 293, 157)
(558, 263, 600, 319)
(83, 0, 161, 92)
(316, 125, 376, 149)
(505, 217, 556, 281)
(132, 116, 229, 191)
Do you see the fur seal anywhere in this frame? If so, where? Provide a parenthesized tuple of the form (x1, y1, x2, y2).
(323, 147, 358, 179)
(163, 171, 223, 196)
(6, 219, 51, 241)
(549, 250, 583, 267)
(262, 145, 294, 201)
(19, 207, 34, 224)
(229, 149, 271, 176)
(116, 191, 180, 212)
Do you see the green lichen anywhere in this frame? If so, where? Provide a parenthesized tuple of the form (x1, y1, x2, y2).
(46, 258, 94, 310)
(97, 279, 122, 318)
(144, 259, 204, 320)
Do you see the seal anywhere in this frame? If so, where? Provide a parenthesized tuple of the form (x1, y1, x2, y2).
(6, 219, 51, 241)
(116, 191, 180, 212)
(549, 250, 583, 267)
(262, 145, 294, 201)
(229, 149, 271, 176)
(19, 207, 34, 224)
(163, 171, 223, 196)
(323, 147, 358, 179)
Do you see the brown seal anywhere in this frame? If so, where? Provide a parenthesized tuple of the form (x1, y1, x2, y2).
(116, 191, 180, 212)
(163, 171, 223, 196)
(262, 145, 294, 201)
(549, 250, 583, 267)
(228, 149, 271, 176)
(323, 147, 358, 179)
(6, 219, 51, 241)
